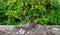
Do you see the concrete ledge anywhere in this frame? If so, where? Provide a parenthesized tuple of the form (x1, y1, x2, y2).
(0, 25, 60, 35)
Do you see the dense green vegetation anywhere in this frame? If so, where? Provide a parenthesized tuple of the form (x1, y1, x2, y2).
(0, 0, 60, 25)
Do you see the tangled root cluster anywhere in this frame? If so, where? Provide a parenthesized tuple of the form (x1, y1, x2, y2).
(14, 23, 55, 35)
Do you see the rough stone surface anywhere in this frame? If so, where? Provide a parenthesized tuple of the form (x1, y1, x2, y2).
(0, 25, 60, 35)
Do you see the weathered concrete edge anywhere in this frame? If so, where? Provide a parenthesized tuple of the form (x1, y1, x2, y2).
(0, 25, 60, 27)
(0, 25, 60, 30)
(0, 25, 60, 35)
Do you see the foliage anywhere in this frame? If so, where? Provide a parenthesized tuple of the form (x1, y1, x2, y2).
(0, 0, 60, 25)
